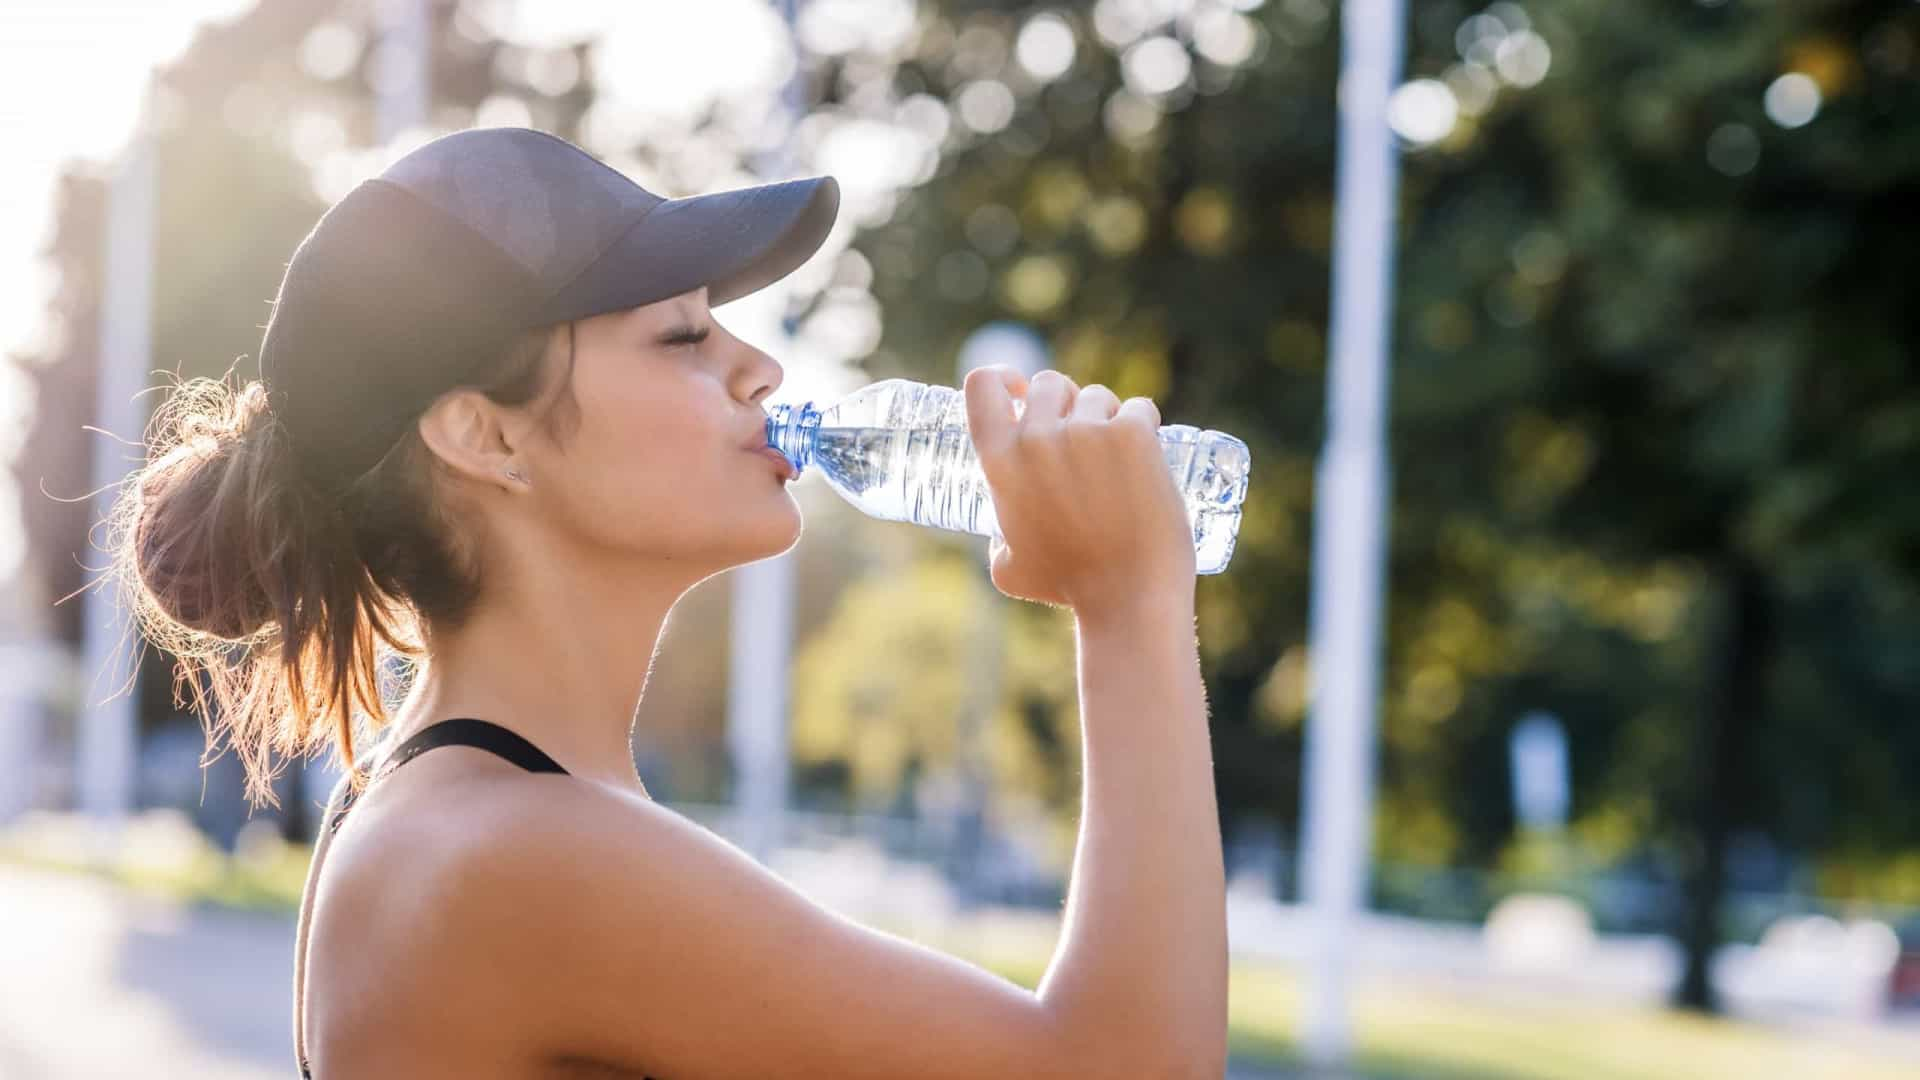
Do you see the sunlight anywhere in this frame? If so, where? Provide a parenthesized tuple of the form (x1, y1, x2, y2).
(0, 0, 260, 585)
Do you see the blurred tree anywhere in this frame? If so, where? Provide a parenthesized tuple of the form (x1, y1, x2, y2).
(11, 0, 895, 827)
(856, 0, 1920, 1013)
(9, 0, 607, 828)
(1393, 0, 1920, 1009)
(790, 548, 1079, 819)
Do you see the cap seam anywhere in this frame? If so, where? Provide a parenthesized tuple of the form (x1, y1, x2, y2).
(362, 177, 531, 278)
(539, 197, 663, 308)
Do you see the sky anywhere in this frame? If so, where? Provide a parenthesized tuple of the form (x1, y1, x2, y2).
(0, 0, 261, 596)
(0, 0, 261, 367)
(0, 0, 920, 603)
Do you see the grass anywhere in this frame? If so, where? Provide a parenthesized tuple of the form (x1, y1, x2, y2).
(5, 814, 1913, 1080)
(0, 809, 311, 913)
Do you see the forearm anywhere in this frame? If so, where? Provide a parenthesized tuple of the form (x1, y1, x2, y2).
(1037, 587, 1227, 1073)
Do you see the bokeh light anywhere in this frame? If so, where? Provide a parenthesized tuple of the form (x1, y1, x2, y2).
(1103, 87, 1162, 143)
(1706, 122, 1761, 176)
(1764, 72, 1823, 129)
(1495, 30, 1552, 88)
(956, 79, 1017, 134)
(1389, 78, 1460, 147)
(1015, 12, 1077, 82)
(1122, 35, 1194, 97)
(1192, 9, 1263, 68)
(1445, 62, 1500, 116)
(296, 21, 362, 82)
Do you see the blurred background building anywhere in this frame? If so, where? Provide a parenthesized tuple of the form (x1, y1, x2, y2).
(2, 0, 1918, 1077)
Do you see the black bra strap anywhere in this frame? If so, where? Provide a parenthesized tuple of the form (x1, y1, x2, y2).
(382, 717, 569, 776)
(328, 718, 568, 833)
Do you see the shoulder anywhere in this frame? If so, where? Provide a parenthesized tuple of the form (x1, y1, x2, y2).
(340, 763, 668, 908)
(382, 775, 811, 1063)
(365, 767, 757, 957)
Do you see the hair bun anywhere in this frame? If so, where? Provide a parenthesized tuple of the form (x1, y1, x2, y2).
(131, 378, 292, 641)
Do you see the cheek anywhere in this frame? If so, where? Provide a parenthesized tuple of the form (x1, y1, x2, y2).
(546, 360, 796, 560)
(558, 383, 731, 540)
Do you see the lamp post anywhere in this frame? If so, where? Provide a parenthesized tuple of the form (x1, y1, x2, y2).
(1299, 0, 1407, 1065)
(79, 87, 156, 850)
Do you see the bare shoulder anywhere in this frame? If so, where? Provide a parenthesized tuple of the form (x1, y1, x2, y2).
(371, 771, 1088, 1079)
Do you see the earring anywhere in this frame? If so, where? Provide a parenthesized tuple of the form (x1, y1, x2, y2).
(505, 466, 528, 485)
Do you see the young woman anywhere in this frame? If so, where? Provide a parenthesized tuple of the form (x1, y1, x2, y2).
(113, 127, 1225, 1078)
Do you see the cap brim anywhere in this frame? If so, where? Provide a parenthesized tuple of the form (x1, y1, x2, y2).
(536, 175, 840, 323)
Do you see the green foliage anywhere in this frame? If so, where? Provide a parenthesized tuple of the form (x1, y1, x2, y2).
(791, 552, 1081, 815)
(858, 0, 1920, 985)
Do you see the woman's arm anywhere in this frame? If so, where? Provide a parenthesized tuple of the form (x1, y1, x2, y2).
(416, 366, 1226, 1077)
(418, 766, 1221, 1079)
(1039, 588, 1225, 1073)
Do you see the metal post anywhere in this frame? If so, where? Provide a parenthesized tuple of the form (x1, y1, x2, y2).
(727, 0, 808, 862)
(80, 95, 157, 845)
(1299, 0, 1406, 1065)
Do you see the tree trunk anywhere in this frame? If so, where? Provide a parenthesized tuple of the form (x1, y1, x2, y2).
(1673, 556, 1773, 1011)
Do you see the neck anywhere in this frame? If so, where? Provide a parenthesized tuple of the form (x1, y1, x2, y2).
(392, 551, 703, 795)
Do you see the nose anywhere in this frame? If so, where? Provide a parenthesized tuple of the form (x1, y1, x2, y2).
(732, 340, 784, 409)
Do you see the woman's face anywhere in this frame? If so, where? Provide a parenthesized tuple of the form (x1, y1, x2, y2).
(513, 286, 801, 577)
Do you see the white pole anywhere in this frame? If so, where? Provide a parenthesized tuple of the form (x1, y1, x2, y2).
(953, 324, 1049, 874)
(727, 0, 807, 862)
(80, 94, 157, 844)
(1299, 0, 1406, 1065)
(727, 554, 793, 860)
(375, 0, 432, 143)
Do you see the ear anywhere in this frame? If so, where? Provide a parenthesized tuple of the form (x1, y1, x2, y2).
(417, 388, 522, 493)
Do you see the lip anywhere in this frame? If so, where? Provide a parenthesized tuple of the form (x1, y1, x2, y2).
(754, 446, 797, 481)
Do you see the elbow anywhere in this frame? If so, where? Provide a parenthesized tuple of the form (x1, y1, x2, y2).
(1040, 990, 1227, 1079)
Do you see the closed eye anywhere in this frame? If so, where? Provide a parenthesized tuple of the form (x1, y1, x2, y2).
(659, 325, 711, 348)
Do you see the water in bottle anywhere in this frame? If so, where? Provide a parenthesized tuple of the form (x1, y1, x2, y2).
(764, 378, 1251, 574)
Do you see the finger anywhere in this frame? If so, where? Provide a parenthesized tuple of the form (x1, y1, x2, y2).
(1115, 395, 1162, 431)
(964, 366, 1022, 457)
(1070, 384, 1122, 423)
(1024, 370, 1078, 426)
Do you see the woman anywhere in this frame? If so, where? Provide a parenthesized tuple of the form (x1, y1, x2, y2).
(113, 128, 1225, 1078)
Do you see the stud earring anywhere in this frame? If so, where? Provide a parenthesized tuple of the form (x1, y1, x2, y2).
(505, 467, 528, 485)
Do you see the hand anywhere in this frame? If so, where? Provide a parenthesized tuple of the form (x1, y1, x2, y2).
(963, 366, 1196, 617)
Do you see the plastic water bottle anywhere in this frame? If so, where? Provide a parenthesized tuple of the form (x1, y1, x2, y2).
(764, 378, 1252, 574)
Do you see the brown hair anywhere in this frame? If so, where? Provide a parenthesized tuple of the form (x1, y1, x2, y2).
(101, 325, 579, 808)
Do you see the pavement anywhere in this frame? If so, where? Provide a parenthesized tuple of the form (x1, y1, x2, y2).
(0, 865, 292, 1079)
(1, 863, 1304, 1079)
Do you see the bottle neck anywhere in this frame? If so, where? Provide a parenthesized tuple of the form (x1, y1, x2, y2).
(765, 401, 821, 476)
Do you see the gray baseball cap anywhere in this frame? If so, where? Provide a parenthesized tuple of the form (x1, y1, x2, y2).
(258, 127, 840, 494)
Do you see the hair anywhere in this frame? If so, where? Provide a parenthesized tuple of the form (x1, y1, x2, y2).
(100, 324, 580, 809)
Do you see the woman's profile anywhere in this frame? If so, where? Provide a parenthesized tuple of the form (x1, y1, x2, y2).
(108, 127, 1226, 1078)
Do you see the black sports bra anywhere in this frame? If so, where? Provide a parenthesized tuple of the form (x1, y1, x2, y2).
(323, 717, 568, 836)
(300, 718, 652, 1078)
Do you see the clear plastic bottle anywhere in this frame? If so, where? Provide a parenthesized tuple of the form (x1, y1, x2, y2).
(765, 378, 1251, 574)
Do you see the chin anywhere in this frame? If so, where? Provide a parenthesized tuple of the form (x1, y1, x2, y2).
(719, 500, 805, 569)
